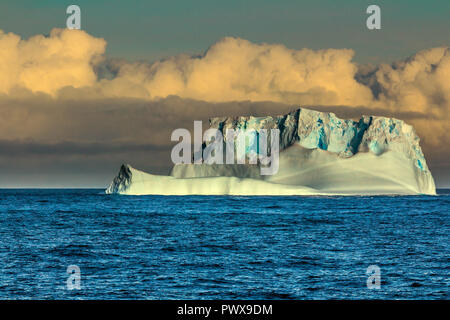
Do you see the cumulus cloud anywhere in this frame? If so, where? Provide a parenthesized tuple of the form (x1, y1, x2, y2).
(357, 47, 450, 147)
(0, 28, 105, 95)
(0, 28, 449, 186)
(100, 37, 374, 106)
(2, 28, 449, 118)
(373, 47, 450, 116)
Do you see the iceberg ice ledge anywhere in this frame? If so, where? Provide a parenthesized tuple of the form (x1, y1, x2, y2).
(106, 107, 436, 196)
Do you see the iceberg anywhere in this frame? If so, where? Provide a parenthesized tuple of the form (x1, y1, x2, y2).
(106, 108, 436, 196)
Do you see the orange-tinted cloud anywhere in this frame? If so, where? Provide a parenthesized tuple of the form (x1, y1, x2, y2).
(0, 29, 448, 186)
(0, 28, 105, 95)
(1, 28, 448, 121)
(100, 37, 374, 106)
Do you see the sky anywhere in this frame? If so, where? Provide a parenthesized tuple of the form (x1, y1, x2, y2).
(0, 0, 449, 188)
(2, 0, 450, 64)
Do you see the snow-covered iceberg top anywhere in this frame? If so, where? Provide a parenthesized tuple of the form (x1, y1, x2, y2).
(106, 107, 436, 196)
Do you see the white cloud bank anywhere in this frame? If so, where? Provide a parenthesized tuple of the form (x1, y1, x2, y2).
(1, 28, 449, 112)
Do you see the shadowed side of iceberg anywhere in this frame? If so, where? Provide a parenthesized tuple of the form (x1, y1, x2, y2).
(105, 164, 132, 194)
(105, 164, 322, 196)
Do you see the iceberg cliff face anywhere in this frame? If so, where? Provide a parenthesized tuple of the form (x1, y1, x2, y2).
(107, 107, 436, 195)
(207, 108, 428, 168)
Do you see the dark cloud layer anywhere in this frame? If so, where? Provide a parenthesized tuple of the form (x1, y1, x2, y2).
(0, 95, 448, 187)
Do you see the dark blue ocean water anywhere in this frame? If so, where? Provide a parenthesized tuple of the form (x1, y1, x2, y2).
(0, 189, 448, 300)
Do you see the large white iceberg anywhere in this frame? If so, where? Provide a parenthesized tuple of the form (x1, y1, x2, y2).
(106, 108, 436, 195)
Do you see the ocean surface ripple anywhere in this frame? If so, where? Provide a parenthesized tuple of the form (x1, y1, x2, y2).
(0, 189, 448, 299)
